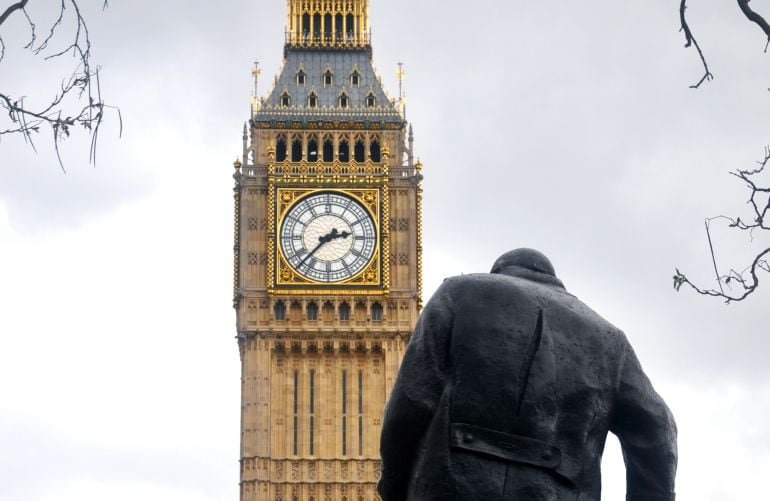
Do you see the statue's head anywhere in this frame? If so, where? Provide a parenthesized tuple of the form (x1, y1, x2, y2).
(491, 248, 557, 277)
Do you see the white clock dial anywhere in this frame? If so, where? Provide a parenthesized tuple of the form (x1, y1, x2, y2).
(280, 192, 377, 283)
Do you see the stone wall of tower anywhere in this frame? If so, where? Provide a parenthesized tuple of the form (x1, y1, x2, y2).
(235, 123, 420, 501)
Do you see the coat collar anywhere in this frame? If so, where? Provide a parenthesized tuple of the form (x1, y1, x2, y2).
(496, 265, 567, 291)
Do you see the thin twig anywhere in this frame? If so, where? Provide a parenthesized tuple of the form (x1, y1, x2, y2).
(679, 0, 714, 88)
(705, 219, 725, 295)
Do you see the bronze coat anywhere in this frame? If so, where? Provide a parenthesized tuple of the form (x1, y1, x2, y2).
(378, 270, 677, 501)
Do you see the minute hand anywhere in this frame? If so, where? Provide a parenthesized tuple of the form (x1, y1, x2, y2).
(297, 238, 328, 269)
(296, 228, 351, 268)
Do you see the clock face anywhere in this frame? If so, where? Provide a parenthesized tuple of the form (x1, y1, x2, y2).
(280, 192, 377, 283)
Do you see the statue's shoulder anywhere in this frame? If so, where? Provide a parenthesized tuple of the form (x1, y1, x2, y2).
(441, 273, 505, 288)
(438, 273, 528, 297)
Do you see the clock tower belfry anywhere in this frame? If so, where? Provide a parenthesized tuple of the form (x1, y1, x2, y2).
(232, 1, 423, 499)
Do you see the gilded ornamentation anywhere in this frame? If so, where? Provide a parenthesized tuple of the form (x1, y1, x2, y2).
(416, 174, 424, 309)
(272, 187, 385, 290)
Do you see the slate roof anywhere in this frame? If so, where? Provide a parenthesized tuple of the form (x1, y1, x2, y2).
(254, 48, 403, 123)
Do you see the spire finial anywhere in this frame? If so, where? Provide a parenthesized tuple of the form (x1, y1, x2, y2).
(252, 61, 261, 98)
(396, 62, 405, 101)
(396, 62, 406, 118)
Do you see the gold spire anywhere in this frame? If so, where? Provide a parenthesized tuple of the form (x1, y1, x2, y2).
(286, 0, 370, 48)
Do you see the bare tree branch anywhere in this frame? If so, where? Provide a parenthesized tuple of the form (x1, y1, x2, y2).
(675, 147, 770, 303)
(679, 0, 714, 89)
(0, 0, 118, 171)
(0, 0, 29, 27)
(736, 0, 770, 52)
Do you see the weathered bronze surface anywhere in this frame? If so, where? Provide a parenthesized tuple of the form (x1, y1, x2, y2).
(378, 249, 677, 501)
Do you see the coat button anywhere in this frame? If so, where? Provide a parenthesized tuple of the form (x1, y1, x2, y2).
(463, 433, 474, 443)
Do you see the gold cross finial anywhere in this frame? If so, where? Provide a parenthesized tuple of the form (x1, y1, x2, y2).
(252, 61, 261, 97)
(396, 62, 406, 100)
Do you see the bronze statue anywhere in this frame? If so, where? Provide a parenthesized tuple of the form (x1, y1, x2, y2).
(378, 249, 677, 501)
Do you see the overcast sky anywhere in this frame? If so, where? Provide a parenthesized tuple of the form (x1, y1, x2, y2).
(1, 0, 769, 499)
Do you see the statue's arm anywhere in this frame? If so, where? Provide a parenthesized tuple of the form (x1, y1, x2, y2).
(378, 287, 454, 501)
(610, 339, 678, 501)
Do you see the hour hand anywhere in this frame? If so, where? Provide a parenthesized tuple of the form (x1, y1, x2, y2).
(327, 228, 350, 241)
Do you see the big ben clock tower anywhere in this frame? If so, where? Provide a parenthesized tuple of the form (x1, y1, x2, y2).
(232, 1, 423, 500)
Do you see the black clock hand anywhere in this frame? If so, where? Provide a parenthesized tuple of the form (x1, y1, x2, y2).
(329, 229, 351, 241)
(297, 238, 328, 269)
(296, 228, 350, 268)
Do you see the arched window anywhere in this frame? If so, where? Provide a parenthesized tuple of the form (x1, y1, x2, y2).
(324, 13, 332, 40)
(370, 139, 381, 162)
(371, 302, 383, 321)
(313, 13, 321, 39)
(339, 92, 349, 108)
(296, 70, 306, 86)
(346, 13, 354, 38)
(274, 301, 286, 320)
(354, 301, 367, 320)
(308, 137, 319, 162)
(354, 140, 365, 163)
(365, 93, 376, 108)
(290, 301, 302, 321)
(307, 302, 319, 321)
(339, 302, 350, 321)
(323, 70, 333, 87)
(302, 13, 310, 36)
(350, 70, 360, 86)
(291, 138, 303, 162)
(308, 92, 318, 108)
(339, 139, 350, 162)
(322, 301, 335, 321)
(280, 92, 291, 107)
(276, 137, 288, 162)
(335, 13, 344, 39)
(322, 138, 334, 162)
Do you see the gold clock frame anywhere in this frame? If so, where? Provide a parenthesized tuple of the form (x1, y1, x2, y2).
(268, 187, 390, 295)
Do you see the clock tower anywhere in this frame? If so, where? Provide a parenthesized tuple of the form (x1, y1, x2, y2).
(232, 1, 423, 499)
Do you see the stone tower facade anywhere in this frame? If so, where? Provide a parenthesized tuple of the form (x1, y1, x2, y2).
(232, 1, 423, 499)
